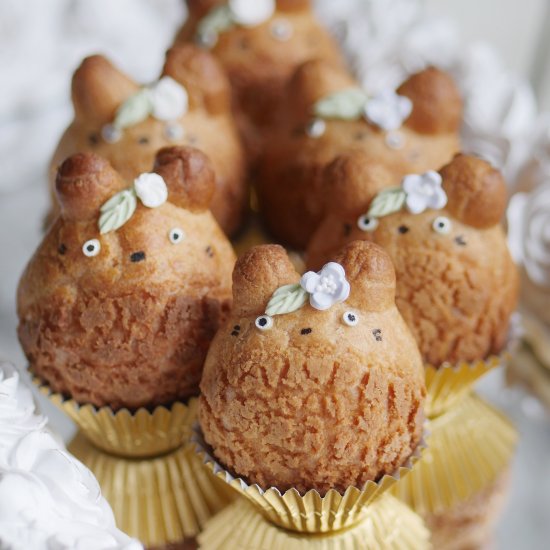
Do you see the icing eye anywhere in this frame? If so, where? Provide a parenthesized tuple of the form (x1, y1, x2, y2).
(432, 216, 452, 235)
(342, 311, 359, 326)
(164, 122, 184, 141)
(357, 215, 379, 232)
(101, 124, 121, 143)
(82, 239, 101, 257)
(169, 227, 185, 244)
(305, 119, 326, 138)
(270, 19, 293, 41)
(255, 315, 273, 331)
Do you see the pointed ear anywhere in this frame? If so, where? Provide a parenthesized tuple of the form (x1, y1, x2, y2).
(322, 150, 396, 216)
(288, 60, 356, 121)
(440, 153, 507, 229)
(398, 67, 462, 135)
(277, 0, 311, 10)
(162, 45, 231, 115)
(153, 146, 216, 212)
(71, 55, 139, 125)
(334, 241, 396, 312)
(232, 245, 299, 317)
(55, 153, 126, 222)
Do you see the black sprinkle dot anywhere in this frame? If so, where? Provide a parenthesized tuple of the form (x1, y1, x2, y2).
(58, 243, 67, 255)
(130, 251, 146, 263)
(205, 246, 214, 258)
(234, 325, 241, 331)
(455, 235, 467, 246)
(301, 328, 312, 335)
(398, 225, 409, 234)
(372, 329, 382, 342)
(88, 133, 99, 146)
(343, 223, 352, 237)
(231, 330, 239, 337)
(138, 136, 149, 145)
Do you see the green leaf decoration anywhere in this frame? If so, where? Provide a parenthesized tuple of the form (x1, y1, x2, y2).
(265, 284, 308, 316)
(367, 187, 407, 218)
(114, 88, 153, 129)
(197, 5, 235, 39)
(313, 88, 369, 120)
(99, 189, 137, 234)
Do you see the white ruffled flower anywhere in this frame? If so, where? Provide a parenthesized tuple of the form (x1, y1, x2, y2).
(364, 90, 412, 131)
(300, 262, 350, 311)
(229, 0, 275, 27)
(133, 173, 168, 208)
(402, 171, 447, 214)
(149, 77, 188, 121)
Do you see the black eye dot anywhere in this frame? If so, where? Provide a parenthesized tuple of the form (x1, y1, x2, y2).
(205, 246, 214, 258)
(258, 317, 268, 327)
(87, 244, 95, 252)
(138, 136, 149, 145)
(343, 223, 352, 237)
(58, 243, 67, 255)
(231, 324, 241, 336)
(130, 251, 146, 263)
(372, 329, 382, 342)
(347, 314, 356, 322)
(398, 225, 409, 234)
(88, 133, 99, 146)
(300, 328, 312, 335)
(234, 325, 240, 331)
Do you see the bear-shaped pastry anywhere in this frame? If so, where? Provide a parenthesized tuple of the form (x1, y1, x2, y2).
(200, 241, 425, 493)
(175, 0, 344, 155)
(49, 45, 247, 236)
(307, 153, 519, 367)
(19, 146, 236, 410)
(256, 60, 463, 249)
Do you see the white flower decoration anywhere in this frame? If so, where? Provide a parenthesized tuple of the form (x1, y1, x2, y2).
(149, 77, 188, 121)
(133, 173, 168, 208)
(300, 262, 350, 311)
(229, 0, 275, 26)
(364, 90, 413, 131)
(402, 170, 447, 214)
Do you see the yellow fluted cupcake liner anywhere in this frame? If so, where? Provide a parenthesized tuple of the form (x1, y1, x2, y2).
(198, 493, 431, 550)
(390, 393, 517, 515)
(192, 426, 425, 534)
(33, 374, 197, 457)
(69, 431, 235, 547)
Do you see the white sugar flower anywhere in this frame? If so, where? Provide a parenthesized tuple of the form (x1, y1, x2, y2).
(364, 90, 412, 131)
(133, 173, 168, 208)
(229, 0, 275, 27)
(300, 262, 350, 311)
(149, 77, 188, 121)
(402, 171, 447, 214)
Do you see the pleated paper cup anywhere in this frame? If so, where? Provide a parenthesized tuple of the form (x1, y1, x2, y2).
(192, 426, 425, 534)
(198, 494, 431, 550)
(33, 374, 197, 457)
(69, 432, 235, 547)
(390, 393, 517, 515)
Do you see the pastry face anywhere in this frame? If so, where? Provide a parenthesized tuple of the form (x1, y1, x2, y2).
(307, 154, 519, 366)
(50, 45, 247, 235)
(19, 147, 236, 410)
(200, 241, 425, 494)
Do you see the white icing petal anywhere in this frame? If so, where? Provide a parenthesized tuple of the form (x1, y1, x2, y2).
(402, 171, 446, 214)
(133, 173, 168, 208)
(229, 0, 275, 26)
(364, 90, 412, 131)
(149, 76, 188, 121)
(300, 262, 350, 311)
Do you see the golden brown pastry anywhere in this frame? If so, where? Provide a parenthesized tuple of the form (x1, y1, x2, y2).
(176, 0, 344, 156)
(200, 241, 425, 493)
(307, 153, 518, 367)
(49, 45, 247, 236)
(19, 146, 235, 410)
(257, 62, 463, 249)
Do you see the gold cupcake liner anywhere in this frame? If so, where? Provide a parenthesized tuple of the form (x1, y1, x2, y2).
(390, 393, 517, 515)
(33, 374, 197, 457)
(198, 493, 431, 550)
(192, 425, 425, 534)
(69, 431, 235, 547)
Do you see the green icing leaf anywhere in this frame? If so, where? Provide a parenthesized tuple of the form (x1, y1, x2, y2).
(99, 189, 137, 234)
(367, 187, 407, 218)
(313, 88, 369, 120)
(197, 5, 235, 41)
(114, 88, 153, 129)
(265, 284, 308, 317)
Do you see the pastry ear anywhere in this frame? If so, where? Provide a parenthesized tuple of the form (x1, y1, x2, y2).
(55, 153, 126, 222)
(162, 45, 231, 115)
(398, 67, 462, 135)
(334, 241, 396, 312)
(71, 55, 139, 125)
(277, 0, 311, 11)
(153, 146, 216, 212)
(288, 59, 356, 121)
(322, 150, 396, 216)
(440, 153, 507, 229)
(232, 245, 299, 316)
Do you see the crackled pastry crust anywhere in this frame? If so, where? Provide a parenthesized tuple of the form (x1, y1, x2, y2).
(200, 241, 425, 493)
(257, 63, 463, 249)
(307, 154, 518, 367)
(19, 147, 235, 410)
(49, 45, 247, 236)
